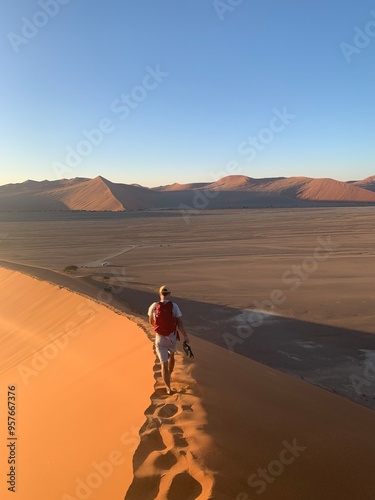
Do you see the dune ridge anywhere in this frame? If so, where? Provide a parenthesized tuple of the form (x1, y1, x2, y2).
(1, 174, 375, 211)
(124, 352, 215, 499)
(353, 175, 375, 192)
(0, 267, 216, 500)
(0, 267, 156, 499)
(1, 264, 375, 499)
(41, 176, 125, 211)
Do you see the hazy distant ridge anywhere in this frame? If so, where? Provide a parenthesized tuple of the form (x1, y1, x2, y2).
(1, 174, 375, 211)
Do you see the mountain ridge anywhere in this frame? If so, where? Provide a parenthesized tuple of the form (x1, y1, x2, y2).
(1, 174, 375, 211)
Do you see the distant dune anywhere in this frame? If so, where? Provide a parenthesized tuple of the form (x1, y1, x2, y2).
(1, 174, 375, 211)
(154, 182, 210, 191)
(352, 175, 375, 193)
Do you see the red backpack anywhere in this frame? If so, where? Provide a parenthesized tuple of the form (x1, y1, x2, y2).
(154, 301, 177, 336)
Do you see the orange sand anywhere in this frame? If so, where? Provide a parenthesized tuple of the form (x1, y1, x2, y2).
(0, 268, 154, 500)
(1, 266, 375, 500)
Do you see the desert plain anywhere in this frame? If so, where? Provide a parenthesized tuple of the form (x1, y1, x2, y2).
(1, 206, 375, 499)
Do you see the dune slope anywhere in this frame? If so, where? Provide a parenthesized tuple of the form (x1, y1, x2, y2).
(0, 268, 154, 500)
(1, 265, 375, 500)
(1, 174, 375, 211)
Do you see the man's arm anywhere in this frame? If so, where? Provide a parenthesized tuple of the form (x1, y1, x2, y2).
(148, 303, 156, 326)
(176, 317, 189, 342)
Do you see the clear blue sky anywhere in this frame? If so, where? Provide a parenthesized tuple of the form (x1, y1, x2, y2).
(1, 0, 374, 187)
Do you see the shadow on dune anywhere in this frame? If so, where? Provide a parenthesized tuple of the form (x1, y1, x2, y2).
(1, 259, 374, 410)
(115, 285, 375, 500)
(2, 261, 375, 499)
(98, 283, 375, 410)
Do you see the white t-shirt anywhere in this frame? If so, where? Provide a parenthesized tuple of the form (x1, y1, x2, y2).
(148, 300, 182, 319)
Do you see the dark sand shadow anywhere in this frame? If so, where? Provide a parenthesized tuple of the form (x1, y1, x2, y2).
(107, 283, 375, 411)
(3, 260, 375, 499)
(2, 259, 375, 410)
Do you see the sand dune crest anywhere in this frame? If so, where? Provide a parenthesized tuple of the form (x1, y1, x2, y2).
(125, 335, 215, 500)
(1, 174, 375, 211)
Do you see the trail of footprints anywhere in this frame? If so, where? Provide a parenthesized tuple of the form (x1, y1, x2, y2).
(125, 362, 214, 499)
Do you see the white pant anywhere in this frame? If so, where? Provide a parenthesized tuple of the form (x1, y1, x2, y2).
(155, 332, 177, 363)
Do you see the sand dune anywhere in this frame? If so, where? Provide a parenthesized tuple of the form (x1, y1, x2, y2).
(1, 174, 375, 211)
(204, 175, 256, 190)
(353, 175, 375, 192)
(98, 177, 160, 210)
(0, 178, 88, 194)
(205, 175, 375, 202)
(43, 176, 125, 211)
(192, 335, 375, 499)
(297, 177, 375, 202)
(154, 182, 210, 191)
(0, 267, 216, 500)
(1, 264, 375, 499)
(0, 268, 155, 499)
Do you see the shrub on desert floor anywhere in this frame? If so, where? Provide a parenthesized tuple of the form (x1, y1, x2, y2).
(64, 265, 78, 272)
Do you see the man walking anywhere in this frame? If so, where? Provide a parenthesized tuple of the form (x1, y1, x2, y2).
(148, 285, 189, 395)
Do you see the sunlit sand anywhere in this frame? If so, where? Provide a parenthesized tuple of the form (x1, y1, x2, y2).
(1, 207, 375, 498)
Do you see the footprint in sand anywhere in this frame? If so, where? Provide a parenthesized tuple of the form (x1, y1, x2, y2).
(169, 426, 188, 448)
(133, 426, 166, 471)
(154, 450, 178, 470)
(144, 403, 157, 416)
(168, 472, 203, 499)
(125, 355, 214, 500)
(181, 404, 193, 412)
(157, 403, 179, 419)
(125, 475, 160, 500)
(151, 388, 168, 399)
(139, 417, 160, 434)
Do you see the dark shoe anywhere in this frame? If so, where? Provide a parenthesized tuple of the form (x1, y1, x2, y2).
(183, 341, 194, 359)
